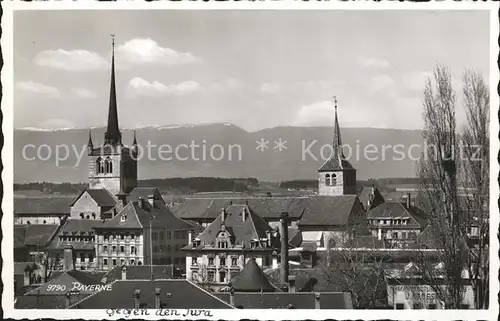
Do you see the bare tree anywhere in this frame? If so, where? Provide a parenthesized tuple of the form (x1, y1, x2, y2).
(460, 70, 490, 308)
(320, 238, 391, 309)
(416, 64, 489, 308)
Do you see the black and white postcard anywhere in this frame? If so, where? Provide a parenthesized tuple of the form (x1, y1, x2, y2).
(2, 2, 498, 320)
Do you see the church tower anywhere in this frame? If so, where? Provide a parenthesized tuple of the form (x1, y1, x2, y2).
(87, 36, 138, 196)
(318, 97, 357, 196)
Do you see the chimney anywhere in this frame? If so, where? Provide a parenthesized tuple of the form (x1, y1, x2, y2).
(314, 293, 321, 309)
(229, 288, 235, 307)
(148, 194, 154, 207)
(288, 275, 296, 293)
(121, 265, 127, 280)
(266, 230, 272, 247)
(63, 244, 75, 271)
(406, 193, 411, 208)
(221, 208, 226, 221)
(241, 208, 248, 222)
(138, 197, 145, 209)
(154, 288, 161, 309)
(280, 212, 289, 287)
(272, 251, 278, 269)
(65, 291, 71, 308)
(188, 229, 194, 246)
(134, 289, 141, 309)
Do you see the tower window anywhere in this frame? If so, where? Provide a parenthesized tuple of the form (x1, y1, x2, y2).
(331, 173, 337, 186)
(325, 174, 331, 186)
(96, 157, 105, 174)
(105, 157, 113, 174)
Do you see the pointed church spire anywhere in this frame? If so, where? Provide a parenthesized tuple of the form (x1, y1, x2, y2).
(332, 96, 344, 159)
(104, 34, 122, 146)
(132, 130, 138, 146)
(88, 129, 93, 147)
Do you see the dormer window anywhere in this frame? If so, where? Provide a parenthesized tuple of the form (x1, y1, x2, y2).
(218, 241, 228, 249)
(325, 174, 331, 186)
(120, 215, 126, 222)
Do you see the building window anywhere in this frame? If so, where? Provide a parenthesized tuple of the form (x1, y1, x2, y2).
(120, 246, 125, 253)
(112, 246, 117, 253)
(131, 259, 135, 265)
(160, 232, 164, 241)
(325, 174, 331, 186)
(393, 232, 398, 239)
(413, 303, 423, 309)
(159, 245, 164, 252)
(112, 259, 117, 266)
(131, 233, 136, 240)
(105, 157, 113, 174)
(104, 234, 109, 241)
(80, 253, 85, 262)
(96, 157, 104, 174)
(120, 259, 125, 266)
(192, 256, 198, 265)
(208, 271, 215, 282)
(43, 220, 47, 224)
(120, 234, 125, 240)
(428, 304, 437, 309)
(89, 254, 94, 262)
(208, 257, 214, 266)
(331, 173, 337, 186)
(166, 245, 171, 252)
(402, 232, 407, 239)
(153, 245, 158, 252)
(103, 246, 108, 254)
(166, 231, 172, 240)
(220, 257, 226, 266)
(231, 257, 238, 266)
(219, 271, 226, 283)
(218, 241, 228, 249)
(103, 259, 108, 266)
(395, 303, 404, 309)
(131, 246, 136, 254)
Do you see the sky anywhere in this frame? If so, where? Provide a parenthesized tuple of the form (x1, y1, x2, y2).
(14, 10, 490, 132)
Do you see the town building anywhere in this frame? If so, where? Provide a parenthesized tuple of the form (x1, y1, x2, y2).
(182, 205, 283, 289)
(14, 197, 72, 225)
(93, 194, 195, 272)
(69, 189, 118, 220)
(366, 194, 427, 247)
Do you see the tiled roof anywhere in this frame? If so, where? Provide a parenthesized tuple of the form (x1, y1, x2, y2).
(128, 187, 165, 204)
(72, 279, 234, 309)
(215, 292, 353, 309)
(298, 195, 358, 226)
(366, 202, 427, 228)
(358, 186, 385, 211)
(288, 227, 302, 248)
(171, 197, 307, 220)
(102, 265, 182, 283)
(14, 197, 72, 214)
(230, 258, 276, 292)
(15, 224, 61, 248)
(318, 157, 355, 172)
(46, 219, 102, 250)
(86, 189, 117, 207)
(191, 205, 274, 250)
(97, 200, 194, 230)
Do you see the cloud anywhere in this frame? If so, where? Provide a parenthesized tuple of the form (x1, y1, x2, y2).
(358, 56, 392, 69)
(401, 71, 433, 92)
(127, 77, 243, 97)
(260, 82, 283, 94)
(127, 77, 201, 97)
(70, 88, 98, 99)
(34, 49, 109, 71)
(116, 38, 202, 67)
(16, 81, 61, 98)
(37, 118, 78, 130)
(367, 74, 397, 95)
(207, 78, 243, 93)
(260, 80, 345, 95)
